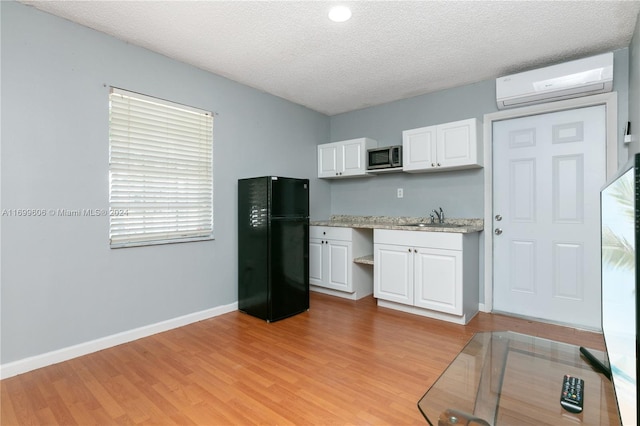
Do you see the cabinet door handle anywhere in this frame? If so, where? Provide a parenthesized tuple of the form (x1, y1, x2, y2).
(437, 163, 441, 167)
(414, 249, 418, 253)
(408, 248, 412, 252)
(431, 163, 435, 167)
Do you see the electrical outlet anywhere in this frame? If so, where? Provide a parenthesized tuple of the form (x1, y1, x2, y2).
(397, 188, 403, 198)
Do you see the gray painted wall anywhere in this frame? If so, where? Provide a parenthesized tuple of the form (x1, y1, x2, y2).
(0, 1, 330, 364)
(629, 10, 640, 156)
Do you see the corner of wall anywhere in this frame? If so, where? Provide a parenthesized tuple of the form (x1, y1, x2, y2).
(627, 11, 640, 156)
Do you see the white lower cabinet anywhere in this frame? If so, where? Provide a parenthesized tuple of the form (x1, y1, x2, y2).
(374, 229, 479, 324)
(310, 226, 373, 300)
(374, 243, 414, 305)
(310, 233, 351, 292)
(414, 248, 462, 314)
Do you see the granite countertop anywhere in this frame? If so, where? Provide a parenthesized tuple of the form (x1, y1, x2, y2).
(311, 215, 484, 234)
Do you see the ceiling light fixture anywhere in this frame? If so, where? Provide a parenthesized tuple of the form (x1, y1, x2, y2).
(328, 5, 352, 23)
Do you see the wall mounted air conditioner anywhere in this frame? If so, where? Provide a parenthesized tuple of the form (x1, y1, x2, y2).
(496, 52, 613, 110)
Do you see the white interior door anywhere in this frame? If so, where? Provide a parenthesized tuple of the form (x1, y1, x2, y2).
(492, 105, 606, 329)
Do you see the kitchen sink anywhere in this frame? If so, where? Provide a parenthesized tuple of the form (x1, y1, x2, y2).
(404, 223, 465, 228)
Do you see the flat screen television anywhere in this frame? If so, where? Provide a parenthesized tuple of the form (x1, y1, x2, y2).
(599, 153, 639, 425)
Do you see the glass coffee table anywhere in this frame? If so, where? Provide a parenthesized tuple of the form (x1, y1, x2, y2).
(418, 332, 620, 425)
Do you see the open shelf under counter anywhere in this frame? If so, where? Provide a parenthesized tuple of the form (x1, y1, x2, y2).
(353, 254, 374, 265)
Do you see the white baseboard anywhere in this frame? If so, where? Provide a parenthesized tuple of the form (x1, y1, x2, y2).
(0, 302, 238, 380)
(377, 300, 477, 325)
(310, 285, 357, 300)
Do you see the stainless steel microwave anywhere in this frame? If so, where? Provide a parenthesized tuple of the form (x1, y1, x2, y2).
(367, 145, 402, 170)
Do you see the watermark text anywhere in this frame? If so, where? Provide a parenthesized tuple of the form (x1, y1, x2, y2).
(2, 208, 129, 217)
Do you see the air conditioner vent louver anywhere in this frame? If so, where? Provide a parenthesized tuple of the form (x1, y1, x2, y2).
(496, 52, 613, 110)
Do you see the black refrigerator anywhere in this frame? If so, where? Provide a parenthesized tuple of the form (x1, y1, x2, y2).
(238, 176, 310, 322)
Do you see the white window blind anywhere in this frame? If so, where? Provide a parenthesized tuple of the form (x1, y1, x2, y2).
(109, 88, 214, 248)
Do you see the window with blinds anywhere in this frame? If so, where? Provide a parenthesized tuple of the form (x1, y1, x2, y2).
(108, 88, 214, 248)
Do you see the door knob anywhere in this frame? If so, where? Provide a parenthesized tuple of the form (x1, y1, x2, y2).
(495, 214, 502, 221)
(494, 228, 503, 235)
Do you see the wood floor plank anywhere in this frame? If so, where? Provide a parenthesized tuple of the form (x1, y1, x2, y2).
(0, 384, 20, 426)
(1, 292, 610, 425)
(77, 375, 126, 420)
(41, 394, 77, 425)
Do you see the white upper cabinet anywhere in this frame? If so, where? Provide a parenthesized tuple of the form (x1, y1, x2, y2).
(403, 118, 482, 173)
(402, 126, 437, 172)
(318, 138, 377, 178)
(318, 143, 340, 177)
(437, 119, 481, 169)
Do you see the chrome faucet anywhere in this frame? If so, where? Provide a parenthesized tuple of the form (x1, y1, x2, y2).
(432, 207, 444, 224)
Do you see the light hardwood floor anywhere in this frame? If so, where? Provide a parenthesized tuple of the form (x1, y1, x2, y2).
(1, 292, 607, 425)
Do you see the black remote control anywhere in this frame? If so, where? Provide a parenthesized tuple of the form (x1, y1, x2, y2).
(560, 374, 584, 413)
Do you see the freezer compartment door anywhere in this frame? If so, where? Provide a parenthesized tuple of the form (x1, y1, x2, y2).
(270, 177, 309, 218)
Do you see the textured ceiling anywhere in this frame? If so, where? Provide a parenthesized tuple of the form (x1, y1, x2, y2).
(20, 1, 640, 116)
